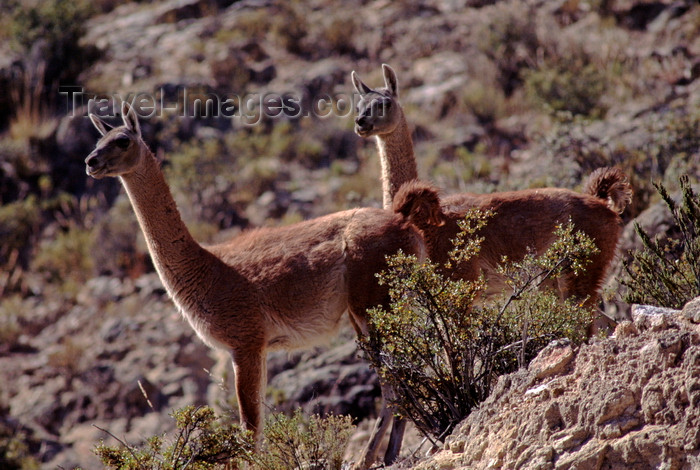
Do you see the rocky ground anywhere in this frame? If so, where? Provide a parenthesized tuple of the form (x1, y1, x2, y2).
(410, 301, 700, 469)
(1, 0, 700, 468)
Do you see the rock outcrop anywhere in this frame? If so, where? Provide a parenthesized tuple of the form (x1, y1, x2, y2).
(413, 302, 700, 469)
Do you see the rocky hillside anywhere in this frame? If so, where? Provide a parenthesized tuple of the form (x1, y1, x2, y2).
(1, 0, 699, 468)
(411, 301, 700, 469)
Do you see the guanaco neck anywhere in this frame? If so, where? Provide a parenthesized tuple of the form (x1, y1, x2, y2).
(376, 114, 418, 209)
(119, 146, 219, 304)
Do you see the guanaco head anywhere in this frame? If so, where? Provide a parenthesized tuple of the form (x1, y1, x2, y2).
(351, 64, 404, 138)
(85, 101, 143, 179)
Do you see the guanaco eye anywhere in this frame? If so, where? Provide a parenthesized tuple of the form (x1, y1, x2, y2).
(114, 136, 130, 149)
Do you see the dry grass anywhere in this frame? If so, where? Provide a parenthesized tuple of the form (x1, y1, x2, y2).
(9, 63, 55, 142)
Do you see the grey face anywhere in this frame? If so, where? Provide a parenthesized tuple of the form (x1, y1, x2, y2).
(85, 129, 139, 179)
(86, 102, 143, 179)
(354, 91, 398, 137)
(351, 65, 402, 138)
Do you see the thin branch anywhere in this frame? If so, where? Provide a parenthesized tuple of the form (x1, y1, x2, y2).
(93, 424, 146, 470)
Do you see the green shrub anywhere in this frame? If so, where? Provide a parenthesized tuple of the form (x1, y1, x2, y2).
(538, 109, 700, 216)
(0, 295, 25, 353)
(226, 8, 271, 42)
(312, 16, 358, 58)
(0, 400, 40, 470)
(0, 195, 40, 265)
(95, 406, 255, 469)
(524, 59, 608, 118)
(428, 145, 493, 191)
(623, 176, 700, 309)
(46, 338, 87, 380)
(8, 0, 95, 81)
(269, 3, 308, 54)
(92, 195, 148, 277)
(476, 2, 540, 95)
(259, 409, 355, 470)
(459, 81, 508, 124)
(30, 223, 95, 293)
(359, 211, 596, 442)
(166, 137, 245, 227)
(95, 406, 355, 470)
(218, 2, 307, 53)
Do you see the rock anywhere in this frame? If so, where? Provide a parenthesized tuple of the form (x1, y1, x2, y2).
(682, 296, 700, 323)
(613, 320, 638, 339)
(529, 339, 575, 380)
(413, 311, 700, 469)
(267, 340, 380, 419)
(631, 304, 679, 331)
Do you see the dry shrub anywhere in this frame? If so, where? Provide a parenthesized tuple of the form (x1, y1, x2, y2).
(360, 212, 597, 441)
(623, 176, 700, 309)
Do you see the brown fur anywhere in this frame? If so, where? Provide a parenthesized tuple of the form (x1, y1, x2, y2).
(584, 167, 634, 214)
(354, 65, 633, 316)
(394, 173, 631, 303)
(86, 102, 425, 470)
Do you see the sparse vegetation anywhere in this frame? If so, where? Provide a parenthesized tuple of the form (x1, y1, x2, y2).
(0, 400, 40, 470)
(0, 295, 26, 353)
(46, 338, 87, 380)
(30, 222, 95, 295)
(623, 176, 700, 309)
(92, 195, 148, 277)
(259, 409, 355, 470)
(0, 195, 40, 264)
(539, 109, 700, 216)
(459, 81, 508, 124)
(524, 58, 608, 118)
(95, 406, 255, 469)
(359, 212, 596, 441)
(477, 2, 540, 95)
(6, 0, 97, 131)
(95, 406, 355, 470)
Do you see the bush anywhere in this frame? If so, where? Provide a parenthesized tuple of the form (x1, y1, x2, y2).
(218, 2, 307, 54)
(30, 222, 95, 294)
(0, 295, 26, 354)
(476, 2, 540, 95)
(259, 409, 355, 470)
(0, 195, 40, 265)
(459, 81, 508, 125)
(537, 109, 700, 216)
(95, 406, 355, 470)
(0, 400, 40, 470)
(165, 137, 247, 228)
(623, 176, 700, 309)
(359, 211, 596, 442)
(8, 0, 96, 85)
(92, 195, 149, 278)
(95, 406, 255, 469)
(524, 58, 608, 118)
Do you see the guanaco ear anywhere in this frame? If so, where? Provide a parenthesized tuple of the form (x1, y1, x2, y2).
(89, 113, 112, 136)
(121, 101, 141, 137)
(351, 71, 372, 96)
(382, 64, 399, 97)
